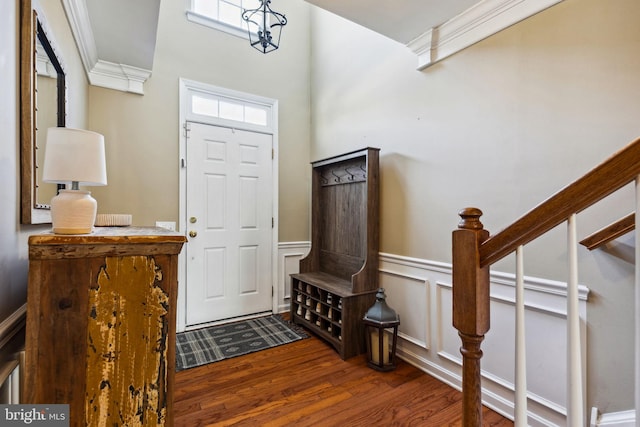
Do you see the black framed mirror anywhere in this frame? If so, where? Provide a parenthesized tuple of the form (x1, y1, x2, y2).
(20, 0, 66, 224)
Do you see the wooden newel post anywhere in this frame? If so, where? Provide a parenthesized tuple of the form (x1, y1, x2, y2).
(452, 208, 490, 427)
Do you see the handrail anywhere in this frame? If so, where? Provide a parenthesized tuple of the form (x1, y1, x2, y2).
(479, 137, 640, 267)
(579, 212, 635, 250)
(452, 135, 640, 426)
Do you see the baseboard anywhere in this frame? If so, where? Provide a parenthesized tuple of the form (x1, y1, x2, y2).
(590, 407, 635, 427)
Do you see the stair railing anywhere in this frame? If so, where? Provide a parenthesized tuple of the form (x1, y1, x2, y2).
(579, 212, 634, 250)
(452, 136, 640, 426)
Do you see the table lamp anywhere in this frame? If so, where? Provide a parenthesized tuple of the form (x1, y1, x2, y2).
(42, 127, 107, 234)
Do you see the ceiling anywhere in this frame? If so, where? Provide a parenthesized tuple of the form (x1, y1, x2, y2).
(304, 0, 481, 45)
(78, 0, 481, 72)
(84, 0, 160, 71)
(67, 0, 561, 93)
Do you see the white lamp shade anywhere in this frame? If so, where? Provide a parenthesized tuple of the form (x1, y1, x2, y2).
(42, 127, 107, 186)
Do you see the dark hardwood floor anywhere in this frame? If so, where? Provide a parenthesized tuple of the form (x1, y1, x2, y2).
(174, 325, 513, 426)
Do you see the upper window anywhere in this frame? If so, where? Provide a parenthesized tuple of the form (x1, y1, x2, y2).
(186, 0, 260, 39)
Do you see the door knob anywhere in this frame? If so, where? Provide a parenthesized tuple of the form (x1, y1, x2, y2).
(189, 230, 197, 238)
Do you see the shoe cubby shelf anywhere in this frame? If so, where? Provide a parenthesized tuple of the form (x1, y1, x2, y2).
(290, 275, 377, 359)
(291, 280, 344, 343)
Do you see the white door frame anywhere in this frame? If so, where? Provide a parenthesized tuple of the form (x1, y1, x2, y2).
(177, 78, 279, 332)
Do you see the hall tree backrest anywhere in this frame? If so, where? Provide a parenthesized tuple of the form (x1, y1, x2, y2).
(299, 147, 380, 293)
(292, 147, 380, 359)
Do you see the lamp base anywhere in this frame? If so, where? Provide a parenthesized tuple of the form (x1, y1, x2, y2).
(50, 190, 97, 234)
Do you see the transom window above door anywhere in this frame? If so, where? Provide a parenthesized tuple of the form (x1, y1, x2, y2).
(191, 93, 269, 127)
(186, 0, 260, 39)
(183, 80, 275, 133)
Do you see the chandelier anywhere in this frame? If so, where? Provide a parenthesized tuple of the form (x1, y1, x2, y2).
(241, 0, 287, 54)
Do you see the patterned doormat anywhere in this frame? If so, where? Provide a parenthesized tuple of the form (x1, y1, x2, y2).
(175, 315, 308, 371)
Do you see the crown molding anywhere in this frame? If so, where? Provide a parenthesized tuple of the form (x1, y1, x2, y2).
(88, 61, 151, 95)
(407, 0, 565, 70)
(61, 0, 150, 94)
(36, 50, 56, 78)
(61, 0, 98, 72)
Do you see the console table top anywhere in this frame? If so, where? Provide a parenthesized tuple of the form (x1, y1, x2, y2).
(28, 227, 186, 259)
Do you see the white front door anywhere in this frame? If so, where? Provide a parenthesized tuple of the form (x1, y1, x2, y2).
(185, 121, 273, 326)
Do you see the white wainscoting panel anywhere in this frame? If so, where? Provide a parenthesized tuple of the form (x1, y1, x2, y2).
(278, 246, 590, 426)
(379, 252, 589, 426)
(277, 242, 310, 313)
(379, 259, 430, 350)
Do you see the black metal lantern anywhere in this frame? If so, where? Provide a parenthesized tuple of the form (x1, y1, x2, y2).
(241, 0, 287, 54)
(363, 288, 400, 371)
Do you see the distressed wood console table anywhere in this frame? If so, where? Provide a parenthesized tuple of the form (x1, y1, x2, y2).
(24, 227, 186, 427)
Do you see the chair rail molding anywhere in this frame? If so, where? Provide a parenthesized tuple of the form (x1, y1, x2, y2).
(407, 0, 565, 70)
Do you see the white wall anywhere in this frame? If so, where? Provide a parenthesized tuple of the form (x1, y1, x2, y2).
(310, 0, 639, 416)
(0, 0, 28, 325)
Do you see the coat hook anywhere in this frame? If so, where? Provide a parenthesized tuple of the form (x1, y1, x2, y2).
(345, 167, 356, 181)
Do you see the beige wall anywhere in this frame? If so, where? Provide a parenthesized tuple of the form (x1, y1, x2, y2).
(0, 0, 88, 324)
(90, 0, 311, 242)
(310, 0, 639, 413)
